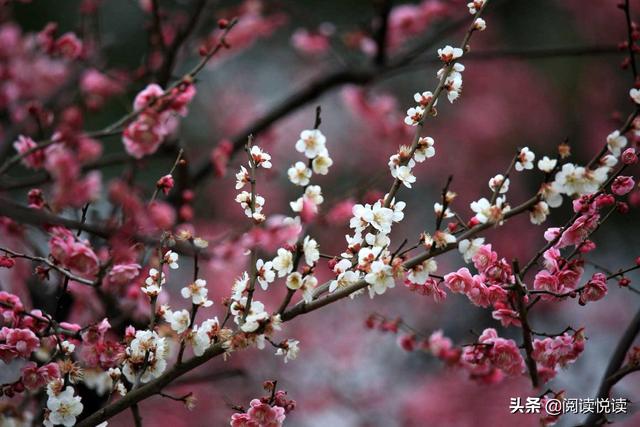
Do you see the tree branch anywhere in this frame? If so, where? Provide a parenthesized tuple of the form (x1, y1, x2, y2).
(583, 306, 640, 426)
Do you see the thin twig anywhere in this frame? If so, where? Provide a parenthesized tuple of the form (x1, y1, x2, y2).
(0, 247, 97, 287)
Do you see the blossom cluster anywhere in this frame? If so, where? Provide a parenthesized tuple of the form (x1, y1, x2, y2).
(288, 128, 333, 217)
(2, 0, 639, 426)
(235, 144, 272, 222)
(230, 385, 296, 427)
(123, 82, 196, 159)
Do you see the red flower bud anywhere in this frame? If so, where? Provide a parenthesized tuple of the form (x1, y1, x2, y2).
(622, 148, 638, 165)
(0, 256, 15, 269)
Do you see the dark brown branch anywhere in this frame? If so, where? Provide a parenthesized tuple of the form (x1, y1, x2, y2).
(373, 0, 392, 66)
(607, 264, 640, 280)
(623, 0, 638, 81)
(0, 197, 203, 258)
(604, 364, 640, 388)
(583, 306, 640, 426)
(150, 0, 167, 54)
(131, 404, 143, 427)
(0, 145, 179, 191)
(513, 260, 539, 388)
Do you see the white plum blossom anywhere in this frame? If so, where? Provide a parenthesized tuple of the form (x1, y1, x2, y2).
(304, 185, 324, 205)
(387, 151, 401, 170)
(122, 330, 169, 384)
(275, 339, 300, 363)
(341, 232, 363, 257)
(235, 191, 266, 218)
(142, 268, 165, 296)
(600, 154, 618, 168)
(515, 147, 535, 171)
(414, 137, 435, 162)
(407, 259, 438, 284)
(420, 232, 434, 250)
(287, 161, 312, 186)
(256, 259, 275, 290)
(404, 106, 425, 126)
(530, 201, 550, 225)
(60, 341, 75, 355)
(301, 275, 317, 302)
(329, 270, 361, 293)
(190, 330, 210, 357)
(250, 145, 272, 168)
(365, 231, 390, 250)
(437, 45, 463, 62)
(458, 237, 485, 263)
(473, 17, 486, 31)
(630, 88, 640, 104)
(289, 198, 304, 213)
(606, 130, 627, 157)
(358, 247, 381, 267)
(193, 237, 209, 249)
(488, 174, 510, 194)
(434, 202, 454, 219)
(164, 250, 179, 269)
(286, 273, 316, 303)
(365, 260, 395, 296)
(164, 309, 190, 334)
(189, 318, 219, 356)
(181, 279, 213, 307)
(390, 199, 406, 223)
(439, 63, 465, 103)
(537, 156, 557, 173)
(290, 185, 324, 213)
(303, 236, 320, 266)
(350, 204, 370, 232)
(553, 163, 585, 196)
(235, 165, 250, 189)
(433, 230, 456, 248)
(46, 386, 84, 427)
(332, 258, 353, 274)
(539, 182, 563, 208)
(231, 272, 250, 301)
(145, 268, 165, 286)
(414, 91, 434, 106)
(312, 151, 333, 175)
(272, 248, 294, 277)
(470, 197, 506, 223)
(553, 163, 608, 196)
(296, 129, 327, 158)
(286, 272, 303, 290)
(238, 299, 269, 333)
(467, 0, 485, 14)
(351, 201, 395, 234)
(395, 165, 416, 188)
